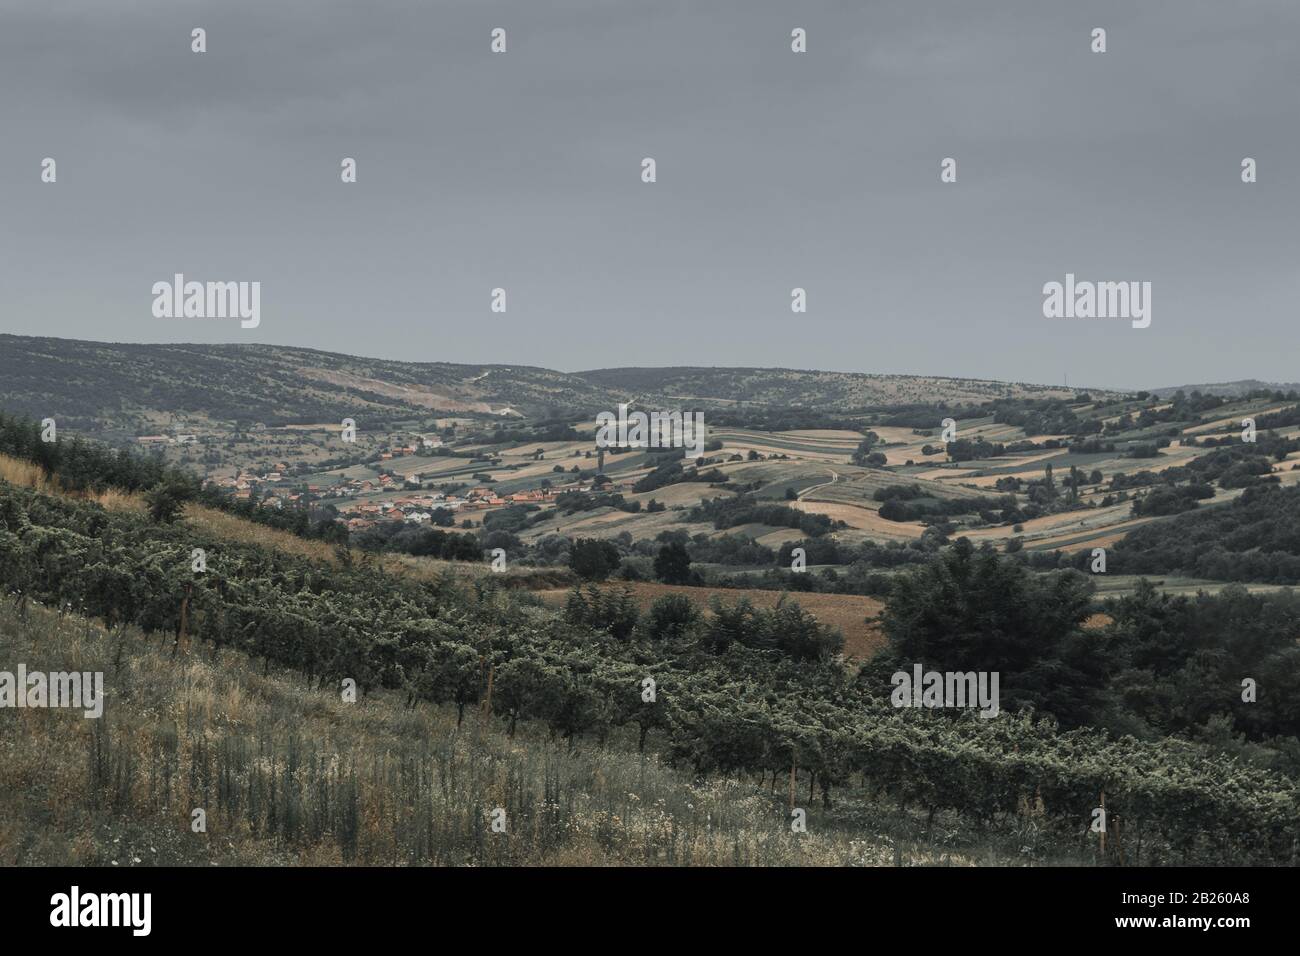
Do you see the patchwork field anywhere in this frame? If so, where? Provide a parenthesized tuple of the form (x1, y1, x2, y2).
(289, 392, 1300, 599)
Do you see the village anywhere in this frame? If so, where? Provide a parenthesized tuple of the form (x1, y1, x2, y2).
(149, 427, 633, 532)
(328, 483, 564, 534)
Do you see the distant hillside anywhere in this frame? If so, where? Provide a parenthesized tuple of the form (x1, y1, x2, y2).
(0, 334, 614, 433)
(575, 366, 1098, 410)
(0, 334, 1115, 436)
(1151, 380, 1300, 399)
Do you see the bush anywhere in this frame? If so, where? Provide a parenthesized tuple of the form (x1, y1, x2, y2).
(644, 593, 700, 640)
(144, 479, 193, 524)
(563, 585, 639, 640)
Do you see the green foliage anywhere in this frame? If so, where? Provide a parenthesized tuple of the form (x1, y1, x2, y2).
(643, 593, 700, 640)
(568, 538, 621, 581)
(1130, 483, 1214, 517)
(654, 541, 693, 584)
(691, 494, 834, 537)
(1103, 580, 1300, 743)
(2, 481, 1297, 864)
(353, 521, 482, 560)
(849, 431, 881, 467)
(144, 479, 194, 524)
(0, 410, 198, 495)
(563, 584, 639, 641)
(699, 596, 843, 662)
(945, 438, 1004, 462)
(1113, 484, 1300, 582)
(878, 539, 1106, 726)
(632, 458, 684, 493)
(689, 533, 775, 567)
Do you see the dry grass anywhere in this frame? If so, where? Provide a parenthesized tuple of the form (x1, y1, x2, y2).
(92, 488, 146, 514)
(182, 502, 343, 566)
(0, 454, 145, 514)
(0, 454, 52, 491)
(380, 553, 577, 590)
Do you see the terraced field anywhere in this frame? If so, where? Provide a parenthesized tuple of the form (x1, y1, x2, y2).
(708, 428, 860, 460)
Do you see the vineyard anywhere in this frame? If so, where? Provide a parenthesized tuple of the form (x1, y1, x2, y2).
(2, 479, 1297, 864)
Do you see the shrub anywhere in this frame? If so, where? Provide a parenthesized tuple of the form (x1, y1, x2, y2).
(644, 593, 700, 640)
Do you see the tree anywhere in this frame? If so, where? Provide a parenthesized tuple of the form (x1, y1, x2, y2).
(879, 499, 908, 522)
(850, 432, 881, 466)
(144, 479, 193, 523)
(878, 538, 1106, 725)
(419, 642, 483, 726)
(654, 541, 692, 584)
(569, 537, 621, 581)
(765, 598, 843, 661)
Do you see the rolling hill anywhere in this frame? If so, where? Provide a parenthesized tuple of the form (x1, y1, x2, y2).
(0, 334, 612, 433)
(575, 365, 1095, 410)
(1151, 380, 1300, 399)
(0, 334, 1113, 436)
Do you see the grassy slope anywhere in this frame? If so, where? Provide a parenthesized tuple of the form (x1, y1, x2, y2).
(0, 599, 1068, 867)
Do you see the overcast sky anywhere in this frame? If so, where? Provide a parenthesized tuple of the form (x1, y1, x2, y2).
(1, 0, 1296, 391)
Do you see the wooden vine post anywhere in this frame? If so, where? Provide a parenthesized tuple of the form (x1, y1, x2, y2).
(481, 664, 495, 719)
(1099, 789, 1106, 860)
(176, 583, 192, 655)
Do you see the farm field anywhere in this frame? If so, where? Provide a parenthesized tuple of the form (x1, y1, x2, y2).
(237, 389, 1300, 612)
(1090, 575, 1300, 598)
